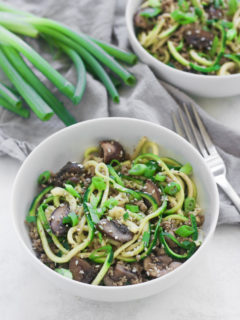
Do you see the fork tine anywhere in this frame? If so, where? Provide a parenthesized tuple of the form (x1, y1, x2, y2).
(190, 103, 218, 155)
(182, 103, 208, 157)
(177, 108, 198, 148)
(172, 112, 185, 138)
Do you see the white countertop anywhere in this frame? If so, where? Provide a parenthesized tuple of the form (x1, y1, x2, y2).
(1, 95, 240, 320)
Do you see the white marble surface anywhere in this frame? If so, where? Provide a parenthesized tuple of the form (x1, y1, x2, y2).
(1, 95, 240, 320)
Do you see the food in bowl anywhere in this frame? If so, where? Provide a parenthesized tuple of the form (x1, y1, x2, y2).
(134, 0, 240, 75)
(26, 137, 204, 286)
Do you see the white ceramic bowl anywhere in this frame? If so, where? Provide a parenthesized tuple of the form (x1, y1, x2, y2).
(12, 118, 219, 302)
(126, 0, 240, 97)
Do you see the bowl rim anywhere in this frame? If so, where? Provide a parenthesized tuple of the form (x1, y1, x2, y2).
(11, 117, 219, 293)
(125, 0, 240, 81)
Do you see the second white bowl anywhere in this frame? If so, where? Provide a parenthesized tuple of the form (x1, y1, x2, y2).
(126, 0, 240, 97)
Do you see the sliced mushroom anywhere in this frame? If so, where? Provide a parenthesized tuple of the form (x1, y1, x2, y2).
(69, 257, 97, 283)
(207, 5, 223, 20)
(57, 161, 84, 177)
(143, 253, 176, 278)
(99, 140, 125, 164)
(184, 27, 214, 50)
(50, 204, 69, 236)
(134, 9, 155, 30)
(104, 262, 141, 286)
(145, 180, 162, 206)
(50, 161, 84, 186)
(97, 219, 133, 243)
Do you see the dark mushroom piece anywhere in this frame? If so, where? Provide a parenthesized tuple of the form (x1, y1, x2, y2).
(143, 253, 180, 278)
(99, 140, 125, 164)
(104, 262, 141, 286)
(50, 204, 70, 237)
(69, 257, 97, 283)
(184, 27, 214, 51)
(145, 180, 162, 206)
(57, 161, 84, 176)
(51, 161, 85, 186)
(97, 219, 133, 243)
(134, 8, 155, 30)
(207, 5, 223, 20)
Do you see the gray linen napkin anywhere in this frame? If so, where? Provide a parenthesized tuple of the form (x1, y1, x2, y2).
(0, 0, 239, 224)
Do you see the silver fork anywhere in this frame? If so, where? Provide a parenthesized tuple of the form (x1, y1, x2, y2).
(172, 102, 240, 213)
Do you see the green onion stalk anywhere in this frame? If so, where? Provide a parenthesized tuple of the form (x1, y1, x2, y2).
(0, 47, 54, 121)
(3, 46, 76, 126)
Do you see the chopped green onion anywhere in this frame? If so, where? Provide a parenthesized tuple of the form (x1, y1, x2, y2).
(175, 225, 195, 237)
(164, 182, 181, 195)
(64, 184, 82, 199)
(125, 204, 140, 213)
(180, 163, 193, 175)
(140, 8, 161, 18)
(0, 47, 54, 121)
(176, 40, 184, 51)
(92, 176, 106, 191)
(123, 212, 129, 220)
(103, 198, 118, 209)
(209, 35, 219, 58)
(184, 197, 196, 213)
(62, 212, 79, 227)
(144, 160, 158, 178)
(171, 10, 197, 25)
(129, 163, 147, 175)
(142, 230, 151, 248)
(38, 170, 51, 185)
(55, 268, 73, 279)
(154, 173, 167, 182)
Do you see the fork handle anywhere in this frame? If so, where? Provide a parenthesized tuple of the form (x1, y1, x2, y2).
(215, 176, 240, 213)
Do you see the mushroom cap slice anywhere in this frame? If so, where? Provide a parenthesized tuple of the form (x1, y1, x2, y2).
(143, 253, 176, 278)
(97, 219, 133, 243)
(57, 161, 84, 176)
(50, 204, 69, 237)
(104, 262, 141, 286)
(69, 257, 97, 283)
(184, 27, 214, 50)
(99, 140, 125, 164)
(145, 180, 162, 206)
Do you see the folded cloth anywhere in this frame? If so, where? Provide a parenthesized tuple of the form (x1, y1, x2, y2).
(0, 0, 239, 224)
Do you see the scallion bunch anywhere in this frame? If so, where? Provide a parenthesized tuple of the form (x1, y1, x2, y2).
(0, 2, 137, 126)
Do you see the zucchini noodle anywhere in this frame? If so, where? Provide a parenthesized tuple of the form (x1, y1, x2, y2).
(27, 137, 204, 286)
